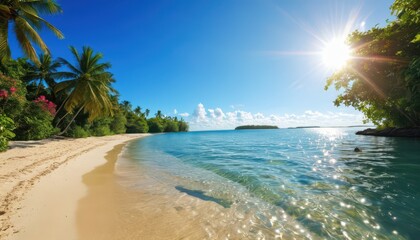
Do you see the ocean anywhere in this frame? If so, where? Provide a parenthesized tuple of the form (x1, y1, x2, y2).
(117, 128, 420, 239)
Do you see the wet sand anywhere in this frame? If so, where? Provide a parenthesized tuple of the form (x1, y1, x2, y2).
(0, 134, 148, 240)
(76, 140, 218, 239)
(1, 133, 305, 240)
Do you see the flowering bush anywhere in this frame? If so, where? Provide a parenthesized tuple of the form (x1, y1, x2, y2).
(0, 89, 9, 99)
(0, 114, 15, 152)
(33, 95, 57, 116)
(13, 102, 57, 140)
(0, 74, 26, 119)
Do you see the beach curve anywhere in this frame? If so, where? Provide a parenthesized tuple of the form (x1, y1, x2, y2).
(0, 134, 149, 239)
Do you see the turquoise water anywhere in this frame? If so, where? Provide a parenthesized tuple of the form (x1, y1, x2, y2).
(124, 128, 420, 239)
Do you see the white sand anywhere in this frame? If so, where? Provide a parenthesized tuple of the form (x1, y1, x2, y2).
(0, 134, 148, 239)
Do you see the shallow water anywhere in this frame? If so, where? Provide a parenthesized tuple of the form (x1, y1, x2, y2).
(120, 128, 420, 239)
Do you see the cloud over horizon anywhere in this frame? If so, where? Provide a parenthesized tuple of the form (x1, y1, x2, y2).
(181, 103, 365, 131)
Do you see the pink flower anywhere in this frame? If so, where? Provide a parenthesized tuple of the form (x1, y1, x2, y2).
(33, 96, 57, 116)
(9, 87, 16, 94)
(0, 89, 8, 99)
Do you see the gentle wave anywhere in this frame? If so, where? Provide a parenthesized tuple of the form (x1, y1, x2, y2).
(120, 128, 420, 239)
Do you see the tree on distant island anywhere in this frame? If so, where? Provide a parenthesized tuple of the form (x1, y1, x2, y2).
(235, 125, 279, 130)
(326, 0, 420, 128)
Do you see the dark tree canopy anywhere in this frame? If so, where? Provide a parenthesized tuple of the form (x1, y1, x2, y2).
(326, 0, 420, 127)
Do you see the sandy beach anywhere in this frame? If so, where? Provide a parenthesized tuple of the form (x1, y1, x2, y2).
(0, 132, 305, 240)
(0, 134, 230, 240)
(0, 134, 148, 240)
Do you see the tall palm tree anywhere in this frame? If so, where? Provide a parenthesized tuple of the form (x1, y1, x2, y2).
(25, 53, 61, 95)
(134, 106, 142, 116)
(0, 0, 64, 64)
(54, 46, 116, 134)
(120, 100, 132, 113)
(155, 110, 162, 119)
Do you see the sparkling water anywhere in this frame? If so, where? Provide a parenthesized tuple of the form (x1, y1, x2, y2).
(121, 128, 420, 239)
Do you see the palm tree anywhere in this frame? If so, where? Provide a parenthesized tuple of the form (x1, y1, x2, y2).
(25, 53, 61, 95)
(120, 100, 132, 113)
(0, 0, 64, 64)
(54, 46, 116, 134)
(145, 109, 150, 118)
(134, 106, 142, 116)
(155, 110, 162, 119)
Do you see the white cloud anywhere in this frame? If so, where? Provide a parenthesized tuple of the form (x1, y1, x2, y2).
(192, 103, 207, 122)
(185, 103, 365, 131)
(173, 109, 178, 114)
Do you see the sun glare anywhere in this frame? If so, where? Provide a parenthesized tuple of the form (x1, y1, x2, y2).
(322, 38, 351, 70)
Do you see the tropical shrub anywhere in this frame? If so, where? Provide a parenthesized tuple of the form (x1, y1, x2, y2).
(110, 111, 127, 134)
(124, 110, 148, 133)
(33, 96, 57, 116)
(0, 114, 15, 151)
(90, 118, 113, 136)
(126, 117, 149, 133)
(164, 120, 179, 132)
(147, 118, 164, 133)
(178, 120, 189, 132)
(0, 74, 27, 119)
(67, 125, 89, 138)
(14, 102, 56, 140)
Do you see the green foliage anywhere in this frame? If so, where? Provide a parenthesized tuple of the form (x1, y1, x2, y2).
(24, 54, 62, 99)
(178, 120, 189, 132)
(147, 118, 164, 133)
(0, 58, 32, 80)
(126, 115, 149, 133)
(110, 111, 127, 134)
(164, 120, 179, 132)
(325, 0, 420, 127)
(391, 0, 420, 26)
(54, 46, 117, 134)
(0, 0, 64, 64)
(55, 46, 116, 121)
(235, 125, 279, 130)
(0, 73, 27, 119)
(89, 117, 113, 136)
(67, 125, 89, 138)
(14, 102, 56, 140)
(0, 114, 15, 151)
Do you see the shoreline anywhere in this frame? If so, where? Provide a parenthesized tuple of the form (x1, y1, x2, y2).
(0, 134, 149, 239)
(1, 132, 307, 239)
(356, 127, 420, 138)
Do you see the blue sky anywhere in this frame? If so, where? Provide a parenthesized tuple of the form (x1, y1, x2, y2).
(11, 0, 395, 130)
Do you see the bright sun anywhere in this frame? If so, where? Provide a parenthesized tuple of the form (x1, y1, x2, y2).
(322, 38, 351, 70)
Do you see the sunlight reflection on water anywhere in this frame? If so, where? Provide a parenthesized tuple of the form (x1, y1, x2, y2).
(120, 128, 420, 239)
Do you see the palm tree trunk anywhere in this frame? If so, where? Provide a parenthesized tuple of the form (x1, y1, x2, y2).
(54, 94, 71, 117)
(58, 106, 84, 135)
(36, 78, 43, 96)
(54, 111, 69, 128)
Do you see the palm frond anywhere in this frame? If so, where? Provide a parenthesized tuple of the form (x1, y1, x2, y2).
(25, 0, 63, 15)
(68, 46, 81, 65)
(51, 71, 76, 80)
(54, 79, 75, 93)
(0, 17, 10, 60)
(14, 17, 39, 63)
(20, 9, 64, 38)
(57, 57, 82, 75)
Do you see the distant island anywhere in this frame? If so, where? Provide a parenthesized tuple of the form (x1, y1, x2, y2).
(235, 125, 279, 130)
